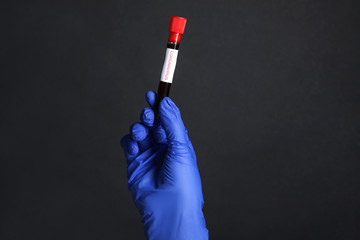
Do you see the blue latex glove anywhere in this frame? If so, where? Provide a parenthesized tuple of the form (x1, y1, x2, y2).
(121, 91, 208, 240)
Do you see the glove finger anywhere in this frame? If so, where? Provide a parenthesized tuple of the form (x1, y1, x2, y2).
(139, 107, 166, 143)
(140, 107, 154, 127)
(130, 123, 152, 152)
(140, 106, 167, 143)
(150, 120, 167, 144)
(120, 135, 139, 162)
(127, 145, 165, 187)
(145, 90, 156, 108)
(159, 97, 188, 145)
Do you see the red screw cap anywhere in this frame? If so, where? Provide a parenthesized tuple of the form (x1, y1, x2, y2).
(169, 16, 187, 34)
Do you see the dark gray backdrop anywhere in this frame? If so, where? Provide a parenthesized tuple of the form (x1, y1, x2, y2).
(1, 0, 359, 239)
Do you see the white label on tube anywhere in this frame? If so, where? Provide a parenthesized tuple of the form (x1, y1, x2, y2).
(160, 48, 179, 83)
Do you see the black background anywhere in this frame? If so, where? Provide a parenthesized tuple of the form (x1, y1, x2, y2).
(1, 1, 360, 239)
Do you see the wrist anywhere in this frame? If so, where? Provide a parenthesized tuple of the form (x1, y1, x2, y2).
(141, 191, 208, 240)
(143, 211, 208, 240)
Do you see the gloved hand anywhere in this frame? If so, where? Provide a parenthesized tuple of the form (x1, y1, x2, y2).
(121, 91, 208, 240)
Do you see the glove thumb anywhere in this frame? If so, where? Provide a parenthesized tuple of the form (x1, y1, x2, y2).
(159, 97, 188, 145)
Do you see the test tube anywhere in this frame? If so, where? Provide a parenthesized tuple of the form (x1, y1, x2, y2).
(155, 16, 187, 117)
